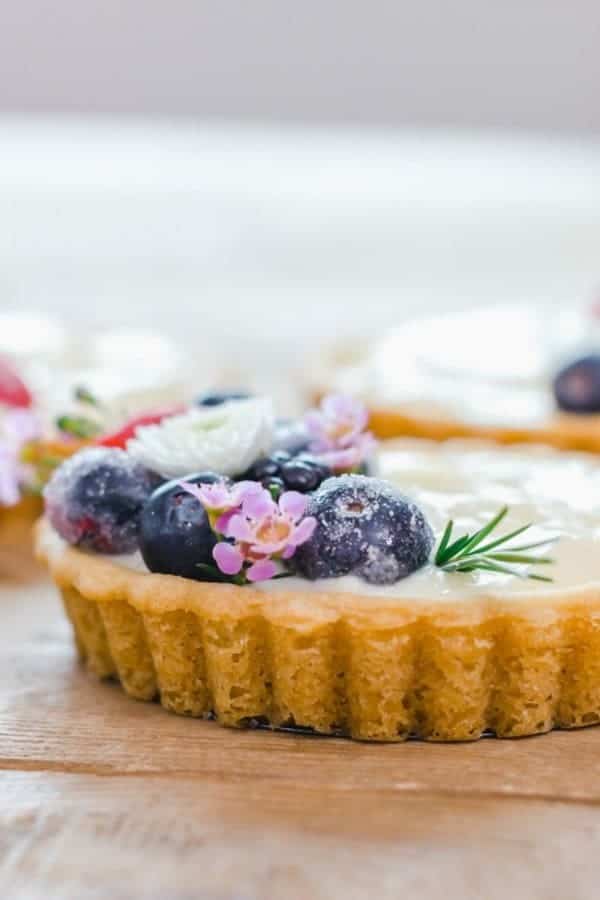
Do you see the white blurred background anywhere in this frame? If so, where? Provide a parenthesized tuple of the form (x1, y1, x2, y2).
(1, 1, 600, 388)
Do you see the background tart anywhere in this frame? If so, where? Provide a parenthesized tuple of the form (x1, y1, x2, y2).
(36, 440, 600, 742)
(315, 305, 600, 451)
(0, 495, 43, 577)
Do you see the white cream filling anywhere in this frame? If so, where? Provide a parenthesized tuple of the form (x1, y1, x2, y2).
(46, 440, 600, 601)
(328, 305, 600, 429)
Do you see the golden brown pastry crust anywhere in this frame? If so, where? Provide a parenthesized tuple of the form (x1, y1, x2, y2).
(0, 495, 42, 576)
(311, 342, 600, 451)
(36, 518, 600, 742)
(367, 406, 600, 452)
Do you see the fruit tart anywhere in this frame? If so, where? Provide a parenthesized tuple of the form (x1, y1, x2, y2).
(316, 304, 600, 452)
(36, 393, 600, 742)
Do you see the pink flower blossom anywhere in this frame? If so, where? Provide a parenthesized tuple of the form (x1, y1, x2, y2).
(304, 394, 375, 472)
(314, 432, 377, 472)
(214, 488, 317, 582)
(180, 479, 317, 584)
(178, 478, 262, 530)
(178, 478, 261, 513)
(0, 408, 40, 506)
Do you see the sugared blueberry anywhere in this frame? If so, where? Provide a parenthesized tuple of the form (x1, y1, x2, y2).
(44, 447, 157, 554)
(293, 474, 434, 585)
(196, 390, 250, 407)
(139, 472, 223, 580)
(553, 355, 600, 413)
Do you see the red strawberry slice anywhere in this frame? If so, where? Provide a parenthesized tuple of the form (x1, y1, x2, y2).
(0, 356, 32, 408)
(95, 405, 184, 449)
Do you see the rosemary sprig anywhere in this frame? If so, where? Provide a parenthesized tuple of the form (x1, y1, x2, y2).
(434, 506, 558, 582)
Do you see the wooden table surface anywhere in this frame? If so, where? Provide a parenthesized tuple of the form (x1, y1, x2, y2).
(3, 556, 600, 900)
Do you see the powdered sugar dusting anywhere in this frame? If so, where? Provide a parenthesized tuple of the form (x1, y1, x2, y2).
(294, 474, 434, 585)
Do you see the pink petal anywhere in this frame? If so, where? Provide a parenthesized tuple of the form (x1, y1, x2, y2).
(233, 480, 263, 503)
(226, 514, 254, 542)
(281, 545, 296, 560)
(215, 509, 238, 533)
(246, 558, 278, 582)
(317, 447, 361, 471)
(201, 483, 229, 507)
(322, 393, 353, 417)
(304, 409, 324, 438)
(278, 491, 308, 520)
(213, 542, 244, 575)
(323, 394, 368, 429)
(289, 516, 317, 546)
(242, 488, 275, 520)
(331, 423, 363, 449)
(251, 538, 288, 555)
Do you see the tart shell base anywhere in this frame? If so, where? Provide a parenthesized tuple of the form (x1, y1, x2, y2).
(0, 494, 42, 542)
(37, 521, 600, 742)
(0, 495, 43, 576)
(367, 406, 600, 453)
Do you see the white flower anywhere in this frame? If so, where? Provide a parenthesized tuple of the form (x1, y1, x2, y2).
(126, 397, 274, 478)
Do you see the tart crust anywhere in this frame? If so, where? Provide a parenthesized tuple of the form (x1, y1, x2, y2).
(311, 341, 600, 452)
(367, 406, 600, 453)
(0, 495, 42, 576)
(36, 519, 600, 742)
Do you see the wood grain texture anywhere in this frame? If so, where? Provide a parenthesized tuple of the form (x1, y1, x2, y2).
(3, 575, 600, 899)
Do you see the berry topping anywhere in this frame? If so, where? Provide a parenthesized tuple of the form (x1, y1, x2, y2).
(0, 357, 32, 409)
(293, 474, 434, 585)
(553, 355, 600, 413)
(176, 479, 317, 583)
(139, 473, 224, 580)
(44, 447, 157, 553)
(241, 451, 331, 494)
(95, 406, 184, 448)
(279, 459, 325, 492)
(196, 391, 250, 407)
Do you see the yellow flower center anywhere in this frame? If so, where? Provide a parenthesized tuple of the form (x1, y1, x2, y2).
(256, 518, 291, 545)
(328, 420, 353, 442)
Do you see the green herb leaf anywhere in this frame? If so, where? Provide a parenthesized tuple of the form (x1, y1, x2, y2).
(74, 385, 100, 407)
(55, 415, 101, 440)
(434, 507, 558, 582)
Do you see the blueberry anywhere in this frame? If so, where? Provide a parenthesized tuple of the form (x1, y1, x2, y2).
(196, 391, 250, 407)
(280, 460, 321, 492)
(293, 474, 434, 585)
(553, 355, 600, 413)
(245, 457, 281, 480)
(271, 450, 292, 464)
(139, 472, 222, 580)
(295, 453, 332, 482)
(44, 447, 157, 554)
(239, 450, 331, 494)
